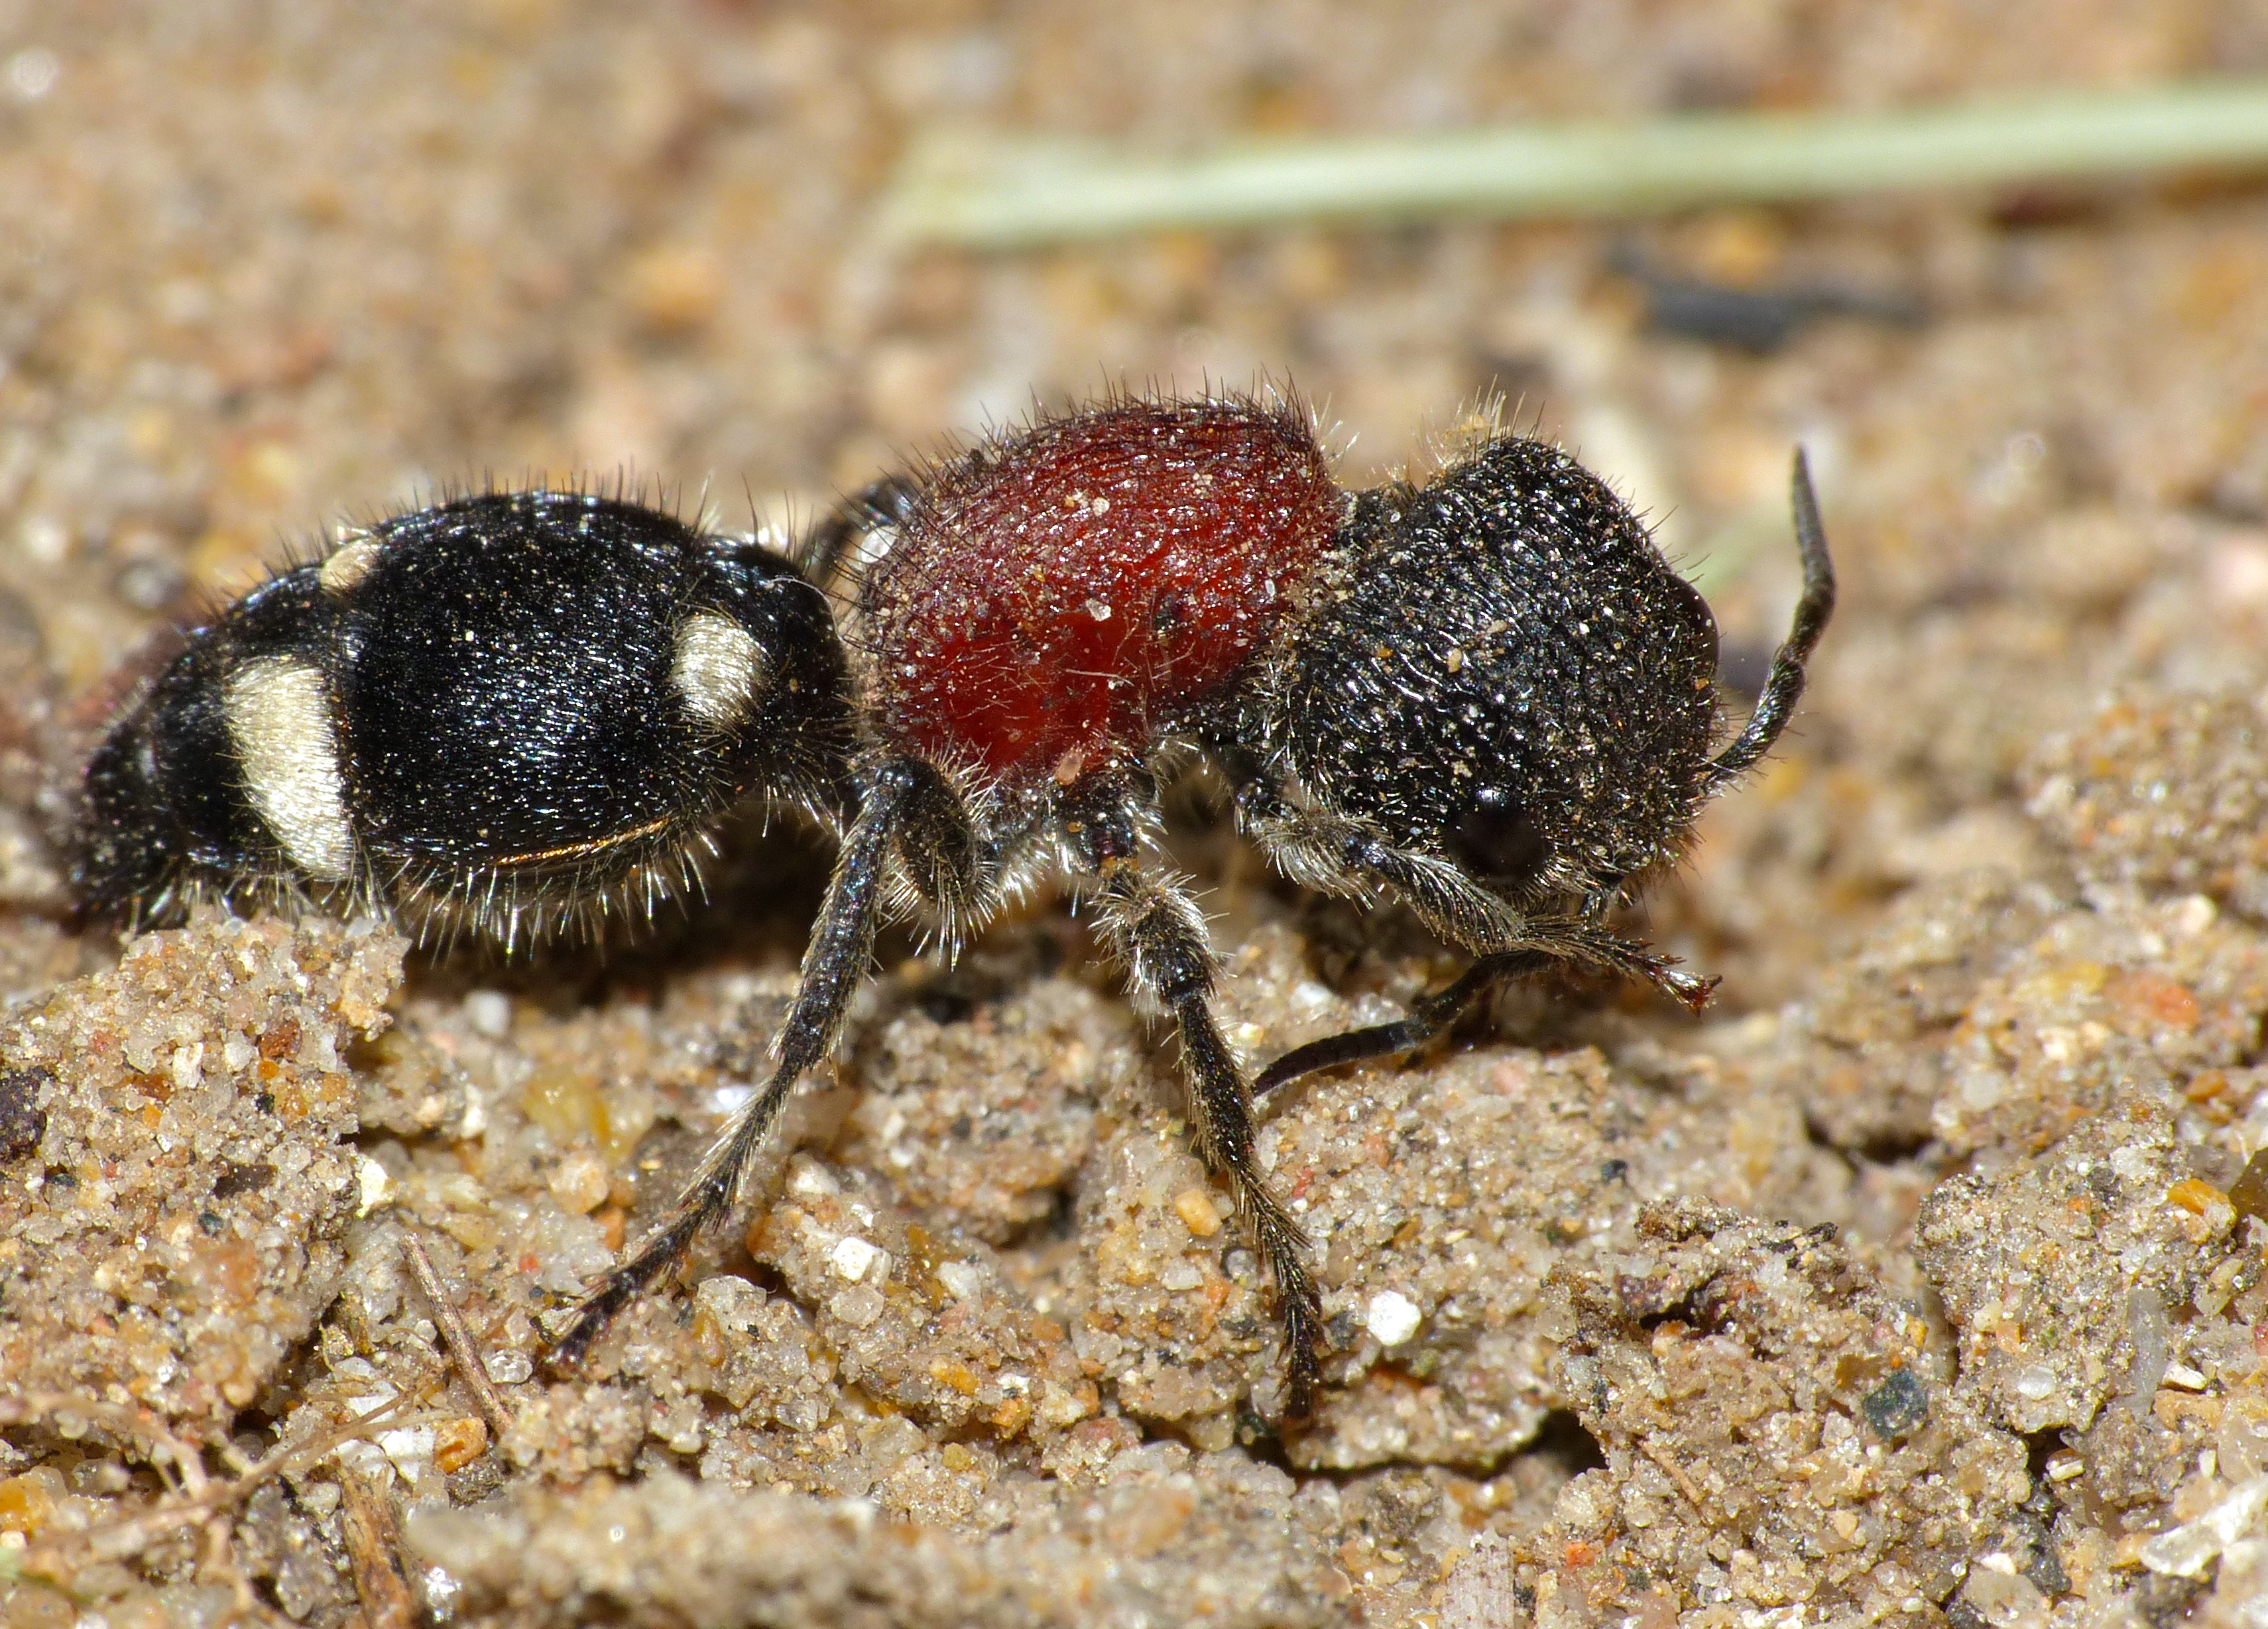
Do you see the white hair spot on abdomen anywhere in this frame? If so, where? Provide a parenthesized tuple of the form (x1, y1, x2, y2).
(318, 535, 384, 595)
(223, 656, 357, 880)
(672, 611, 766, 726)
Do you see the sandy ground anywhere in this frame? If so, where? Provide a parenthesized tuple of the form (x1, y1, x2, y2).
(5, 2, 2268, 1624)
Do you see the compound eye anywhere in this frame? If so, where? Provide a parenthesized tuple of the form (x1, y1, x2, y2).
(1447, 784, 1548, 885)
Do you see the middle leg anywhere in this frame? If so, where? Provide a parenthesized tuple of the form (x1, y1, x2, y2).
(1067, 779, 1325, 1417)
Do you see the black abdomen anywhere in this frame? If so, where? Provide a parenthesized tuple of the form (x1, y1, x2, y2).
(76, 490, 850, 943)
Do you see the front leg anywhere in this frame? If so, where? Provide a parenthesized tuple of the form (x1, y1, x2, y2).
(1067, 782, 1325, 1418)
(1252, 949, 1551, 1097)
(1232, 778, 1711, 1097)
(1237, 776, 1710, 1001)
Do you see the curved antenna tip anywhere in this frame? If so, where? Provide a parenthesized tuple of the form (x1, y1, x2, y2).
(1704, 446, 1837, 788)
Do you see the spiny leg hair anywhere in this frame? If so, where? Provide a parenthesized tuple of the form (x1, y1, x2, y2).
(553, 756, 946, 1363)
(1068, 778, 1325, 1418)
(554, 751, 1331, 1412)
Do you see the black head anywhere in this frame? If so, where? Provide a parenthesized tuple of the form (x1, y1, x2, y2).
(1256, 435, 1722, 904)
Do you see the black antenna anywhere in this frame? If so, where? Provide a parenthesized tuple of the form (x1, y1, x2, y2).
(1706, 448, 1836, 787)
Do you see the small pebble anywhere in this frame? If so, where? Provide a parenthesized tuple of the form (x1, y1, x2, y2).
(461, 991, 512, 1039)
(1364, 1290, 1421, 1347)
(548, 1150, 612, 1215)
(355, 1156, 392, 1214)
(933, 1260, 983, 1300)
(831, 1235, 879, 1282)
(1861, 1370, 1930, 1437)
(1173, 1188, 1223, 1238)
(434, 1417, 489, 1473)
